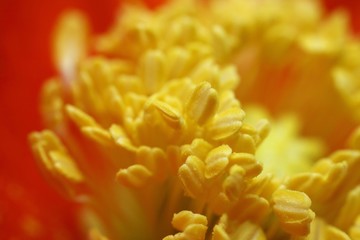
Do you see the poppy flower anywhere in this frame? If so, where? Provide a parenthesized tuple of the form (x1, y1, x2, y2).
(1, 0, 360, 239)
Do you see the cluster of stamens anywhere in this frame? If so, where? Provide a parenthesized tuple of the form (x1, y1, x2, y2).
(29, 0, 360, 239)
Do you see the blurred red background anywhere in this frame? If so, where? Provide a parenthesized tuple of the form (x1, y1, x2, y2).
(0, 0, 358, 239)
(0, 1, 121, 238)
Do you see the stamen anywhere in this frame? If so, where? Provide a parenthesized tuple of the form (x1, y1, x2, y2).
(139, 50, 166, 94)
(222, 165, 246, 202)
(272, 188, 315, 236)
(82, 127, 113, 146)
(191, 59, 220, 90)
(116, 164, 153, 188)
(212, 223, 230, 240)
(53, 11, 89, 85)
(204, 145, 232, 179)
(109, 124, 137, 152)
(66, 105, 99, 128)
(308, 218, 350, 240)
(172, 210, 208, 231)
(206, 107, 245, 141)
(230, 221, 266, 240)
(229, 153, 262, 179)
(29, 131, 84, 189)
(153, 100, 183, 130)
(179, 155, 206, 199)
(350, 215, 360, 239)
(335, 186, 360, 230)
(186, 82, 218, 125)
(164, 211, 208, 240)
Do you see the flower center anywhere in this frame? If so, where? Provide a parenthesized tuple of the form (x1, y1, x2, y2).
(29, 0, 360, 239)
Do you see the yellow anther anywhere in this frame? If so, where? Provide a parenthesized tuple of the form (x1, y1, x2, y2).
(292, 159, 347, 202)
(128, 23, 157, 49)
(217, 91, 241, 112)
(223, 165, 246, 201)
(53, 10, 89, 83)
(212, 224, 230, 240)
(246, 173, 280, 199)
(109, 124, 137, 152)
(272, 188, 314, 236)
(166, 16, 207, 46)
(299, 34, 338, 56)
(255, 119, 271, 145)
(350, 215, 360, 239)
(335, 186, 360, 230)
(116, 164, 153, 188)
(41, 80, 66, 128)
(330, 149, 360, 164)
(166, 47, 192, 79)
(186, 82, 218, 125)
(178, 155, 206, 199)
(229, 153, 262, 178)
(49, 151, 84, 182)
(29, 131, 83, 183)
(212, 24, 233, 62)
(163, 224, 208, 240)
(82, 126, 113, 146)
(97, 7, 156, 57)
(79, 57, 114, 87)
(31, 143, 53, 172)
(139, 50, 166, 94)
(231, 221, 266, 240)
(191, 59, 220, 90)
(228, 194, 270, 224)
(153, 100, 183, 129)
(239, 123, 258, 136)
(66, 104, 99, 128)
(136, 146, 168, 181)
(188, 42, 213, 60)
(123, 93, 147, 116)
(205, 145, 232, 179)
(309, 218, 351, 240)
(322, 226, 351, 240)
(206, 107, 245, 141)
(116, 75, 146, 96)
(172, 211, 208, 231)
(73, 71, 104, 116)
(209, 192, 231, 215)
(218, 66, 240, 91)
(104, 86, 125, 122)
(29, 130, 67, 156)
(182, 138, 213, 161)
(158, 77, 195, 101)
(164, 211, 208, 240)
(230, 133, 256, 154)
